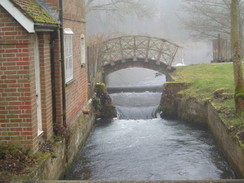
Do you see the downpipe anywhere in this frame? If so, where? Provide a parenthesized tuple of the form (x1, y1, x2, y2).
(59, 0, 67, 128)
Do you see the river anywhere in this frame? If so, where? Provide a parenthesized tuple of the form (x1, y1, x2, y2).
(64, 68, 237, 180)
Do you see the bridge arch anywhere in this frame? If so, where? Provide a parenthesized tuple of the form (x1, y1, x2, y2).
(99, 35, 180, 79)
(103, 58, 174, 80)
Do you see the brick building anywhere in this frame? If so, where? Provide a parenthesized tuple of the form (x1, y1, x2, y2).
(0, 0, 88, 153)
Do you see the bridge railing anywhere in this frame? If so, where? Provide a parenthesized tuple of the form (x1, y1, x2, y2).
(99, 35, 180, 67)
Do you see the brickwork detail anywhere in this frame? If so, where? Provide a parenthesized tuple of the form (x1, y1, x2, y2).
(0, 7, 38, 151)
(62, 0, 87, 126)
(38, 33, 53, 140)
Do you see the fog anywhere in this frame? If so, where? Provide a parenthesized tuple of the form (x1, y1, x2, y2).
(86, 0, 212, 65)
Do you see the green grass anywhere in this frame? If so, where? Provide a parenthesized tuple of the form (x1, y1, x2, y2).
(173, 63, 237, 97)
(172, 63, 244, 135)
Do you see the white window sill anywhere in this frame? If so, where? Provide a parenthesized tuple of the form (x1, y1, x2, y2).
(38, 130, 43, 136)
(65, 78, 75, 87)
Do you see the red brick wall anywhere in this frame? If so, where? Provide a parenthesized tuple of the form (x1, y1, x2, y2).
(63, 0, 85, 21)
(0, 0, 88, 151)
(38, 33, 53, 140)
(62, 0, 87, 126)
(0, 6, 38, 151)
(41, 0, 59, 11)
(53, 34, 63, 131)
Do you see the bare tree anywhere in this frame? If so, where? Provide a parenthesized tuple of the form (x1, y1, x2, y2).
(181, 0, 244, 40)
(231, 0, 244, 113)
(85, 0, 154, 20)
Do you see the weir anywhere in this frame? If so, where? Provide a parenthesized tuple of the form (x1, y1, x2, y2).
(110, 92, 161, 119)
(107, 85, 163, 93)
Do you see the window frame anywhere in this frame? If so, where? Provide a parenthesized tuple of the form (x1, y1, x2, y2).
(64, 28, 74, 83)
(80, 34, 86, 67)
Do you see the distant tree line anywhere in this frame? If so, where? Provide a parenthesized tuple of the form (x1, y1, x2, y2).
(181, 0, 244, 40)
(85, 0, 154, 20)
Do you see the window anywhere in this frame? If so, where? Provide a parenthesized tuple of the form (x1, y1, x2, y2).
(80, 34, 86, 67)
(64, 28, 74, 83)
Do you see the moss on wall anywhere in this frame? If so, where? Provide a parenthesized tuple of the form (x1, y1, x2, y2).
(235, 86, 244, 101)
(92, 83, 117, 119)
(12, 0, 58, 24)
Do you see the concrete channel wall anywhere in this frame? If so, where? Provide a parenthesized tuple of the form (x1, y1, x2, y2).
(160, 82, 244, 178)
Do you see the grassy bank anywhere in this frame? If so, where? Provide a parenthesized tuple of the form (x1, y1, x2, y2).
(173, 63, 236, 97)
(171, 63, 244, 145)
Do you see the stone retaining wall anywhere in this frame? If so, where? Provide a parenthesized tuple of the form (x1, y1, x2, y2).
(208, 104, 244, 177)
(14, 105, 95, 181)
(160, 82, 244, 178)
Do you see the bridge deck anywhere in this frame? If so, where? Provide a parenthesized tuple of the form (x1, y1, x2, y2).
(99, 35, 180, 68)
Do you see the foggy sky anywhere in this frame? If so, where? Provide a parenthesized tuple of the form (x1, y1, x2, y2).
(86, 0, 212, 65)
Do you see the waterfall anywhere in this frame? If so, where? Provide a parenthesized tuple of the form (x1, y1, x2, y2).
(110, 92, 162, 120)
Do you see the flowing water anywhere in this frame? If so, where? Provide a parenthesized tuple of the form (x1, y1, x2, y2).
(64, 68, 237, 180)
(64, 92, 236, 180)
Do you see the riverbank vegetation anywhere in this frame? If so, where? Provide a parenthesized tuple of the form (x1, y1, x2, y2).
(172, 63, 244, 146)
